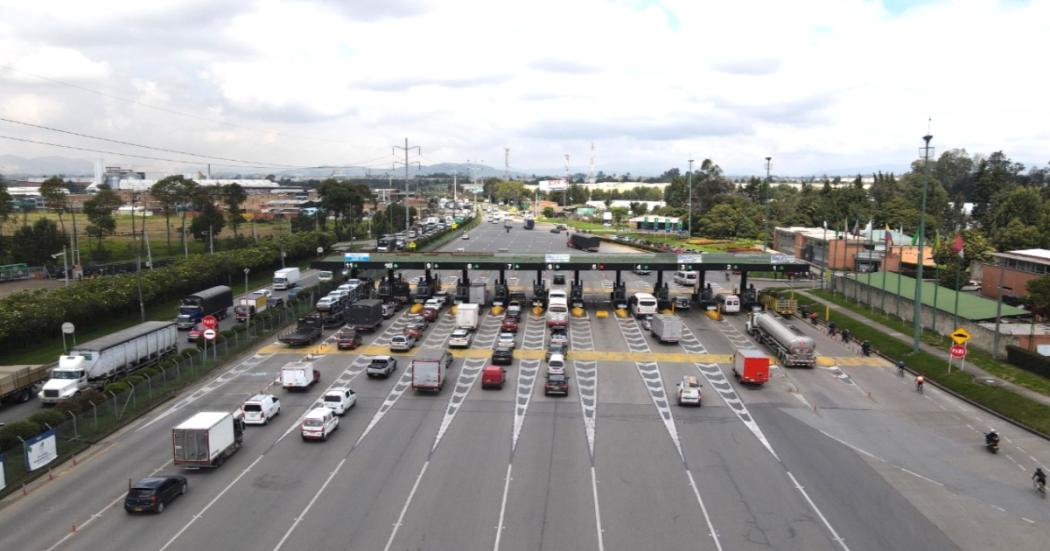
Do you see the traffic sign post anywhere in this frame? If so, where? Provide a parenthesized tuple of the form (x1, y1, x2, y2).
(203, 329, 217, 341)
(202, 315, 218, 330)
(948, 342, 968, 374)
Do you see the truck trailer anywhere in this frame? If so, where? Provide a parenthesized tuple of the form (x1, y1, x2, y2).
(281, 361, 320, 390)
(172, 411, 245, 468)
(0, 364, 51, 405)
(746, 312, 816, 368)
(411, 349, 452, 392)
(733, 348, 771, 384)
(176, 286, 233, 329)
(39, 321, 178, 405)
(456, 303, 480, 331)
(566, 233, 600, 252)
(650, 314, 682, 344)
(347, 299, 384, 332)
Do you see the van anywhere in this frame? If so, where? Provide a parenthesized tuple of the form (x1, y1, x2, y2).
(301, 407, 339, 441)
(241, 394, 281, 425)
(547, 353, 567, 374)
(716, 293, 741, 314)
(629, 292, 658, 318)
(674, 271, 698, 287)
(481, 365, 507, 389)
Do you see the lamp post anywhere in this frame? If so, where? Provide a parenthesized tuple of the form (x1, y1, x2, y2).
(244, 267, 251, 333)
(913, 133, 933, 352)
(52, 248, 69, 287)
(764, 156, 772, 252)
(686, 158, 694, 237)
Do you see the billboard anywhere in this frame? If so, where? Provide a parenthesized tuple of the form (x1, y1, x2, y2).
(24, 429, 58, 471)
(538, 179, 568, 192)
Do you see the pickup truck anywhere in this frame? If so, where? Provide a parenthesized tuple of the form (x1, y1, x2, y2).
(279, 317, 323, 347)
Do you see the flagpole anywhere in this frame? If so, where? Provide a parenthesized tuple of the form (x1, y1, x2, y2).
(895, 241, 903, 321)
(866, 221, 874, 309)
(952, 231, 963, 331)
(880, 227, 889, 313)
(913, 133, 934, 352)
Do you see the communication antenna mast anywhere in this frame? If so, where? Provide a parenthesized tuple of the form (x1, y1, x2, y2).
(563, 153, 571, 205)
(588, 142, 596, 184)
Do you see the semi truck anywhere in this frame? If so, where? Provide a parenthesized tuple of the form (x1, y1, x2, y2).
(273, 267, 301, 290)
(39, 321, 178, 405)
(234, 292, 269, 322)
(172, 411, 245, 468)
(281, 361, 320, 390)
(411, 349, 452, 392)
(278, 317, 323, 347)
(347, 299, 384, 332)
(733, 348, 771, 385)
(650, 314, 682, 344)
(0, 364, 51, 405)
(566, 233, 600, 252)
(176, 286, 233, 329)
(746, 311, 816, 368)
(456, 303, 480, 331)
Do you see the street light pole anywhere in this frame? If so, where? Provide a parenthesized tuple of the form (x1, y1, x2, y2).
(764, 156, 772, 252)
(244, 267, 251, 334)
(913, 133, 933, 352)
(687, 158, 694, 237)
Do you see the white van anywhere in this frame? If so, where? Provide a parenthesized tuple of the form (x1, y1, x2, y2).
(716, 292, 741, 314)
(300, 407, 338, 441)
(547, 296, 569, 328)
(673, 271, 698, 287)
(547, 353, 567, 374)
(629, 292, 659, 318)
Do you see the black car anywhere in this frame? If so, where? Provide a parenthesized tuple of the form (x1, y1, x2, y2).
(553, 273, 566, 285)
(267, 297, 285, 308)
(125, 476, 187, 514)
(492, 346, 514, 365)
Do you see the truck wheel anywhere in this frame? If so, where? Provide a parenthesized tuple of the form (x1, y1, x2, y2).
(19, 388, 32, 403)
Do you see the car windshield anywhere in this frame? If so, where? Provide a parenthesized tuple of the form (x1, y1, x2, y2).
(392, 337, 406, 343)
(549, 374, 566, 382)
(53, 370, 80, 380)
(127, 488, 155, 498)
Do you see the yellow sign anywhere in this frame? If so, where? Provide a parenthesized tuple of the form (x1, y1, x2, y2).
(243, 213, 254, 220)
(451, 223, 458, 230)
(408, 241, 417, 251)
(950, 327, 971, 344)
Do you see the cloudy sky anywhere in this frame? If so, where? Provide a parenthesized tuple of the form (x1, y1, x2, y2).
(0, 0, 1047, 177)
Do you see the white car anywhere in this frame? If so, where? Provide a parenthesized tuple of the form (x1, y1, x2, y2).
(676, 375, 702, 406)
(315, 296, 337, 310)
(461, 233, 470, 240)
(424, 298, 443, 311)
(241, 394, 281, 425)
(449, 328, 472, 348)
(328, 289, 350, 300)
(497, 332, 517, 349)
(546, 353, 567, 375)
(250, 289, 272, 299)
(390, 335, 416, 352)
(322, 388, 357, 416)
(301, 407, 339, 441)
(317, 271, 334, 282)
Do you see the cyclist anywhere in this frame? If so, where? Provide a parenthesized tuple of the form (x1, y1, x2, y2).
(915, 375, 925, 392)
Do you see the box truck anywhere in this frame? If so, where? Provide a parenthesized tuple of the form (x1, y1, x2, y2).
(650, 314, 682, 344)
(567, 233, 600, 252)
(176, 286, 233, 329)
(281, 361, 320, 390)
(346, 299, 384, 332)
(234, 292, 269, 322)
(733, 348, 771, 385)
(39, 321, 178, 405)
(456, 303, 480, 331)
(411, 349, 453, 392)
(273, 267, 301, 290)
(172, 411, 245, 468)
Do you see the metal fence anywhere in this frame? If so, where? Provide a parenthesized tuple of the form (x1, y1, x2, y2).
(0, 282, 331, 499)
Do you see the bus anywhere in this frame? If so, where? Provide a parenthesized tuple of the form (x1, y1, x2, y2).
(629, 292, 659, 318)
(716, 292, 741, 314)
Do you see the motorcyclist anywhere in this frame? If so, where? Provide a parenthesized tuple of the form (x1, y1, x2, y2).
(915, 375, 925, 392)
(985, 430, 999, 447)
(841, 328, 851, 343)
(1034, 467, 1047, 488)
(896, 360, 906, 376)
(809, 311, 819, 325)
(860, 340, 871, 356)
(828, 321, 837, 337)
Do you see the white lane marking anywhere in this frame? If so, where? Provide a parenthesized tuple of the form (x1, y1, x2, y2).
(818, 429, 944, 487)
(492, 463, 513, 551)
(685, 470, 724, 551)
(1022, 517, 1035, 524)
(355, 368, 414, 447)
(431, 359, 486, 452)
(898, 467, 945, 487)
(590, 466, 606, 551)
(787, 471, 851, 551)
(272, 458, 347, 551)
(992, 504, 1006, 512)
(275, 357, 371, 443)
(158, 455, 265, 551)
(382, 460, 430, 551)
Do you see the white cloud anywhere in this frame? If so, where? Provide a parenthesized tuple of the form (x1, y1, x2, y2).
(0, 0, 1046, 176)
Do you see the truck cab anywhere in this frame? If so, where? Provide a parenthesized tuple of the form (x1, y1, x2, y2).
(38, 361, 88, 405)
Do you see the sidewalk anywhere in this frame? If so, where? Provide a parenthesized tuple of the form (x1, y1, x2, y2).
(798, 290, 1050, 408)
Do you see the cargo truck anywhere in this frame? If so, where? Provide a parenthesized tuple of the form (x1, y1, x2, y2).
(0, 364, 51, 405)
(733, 349, 770, 385)
(456, 303, 480, 331)
(411, 349, 453, 392)
(234, 292, 269, 322)
(273, 267, 301, 290)
(172, 411, 245, 468)
(650, 314, 682, 344)
(176, 286, 233, 329)
(347, 299, 384, 332)
(746, 311, 816, 368)
(281, 361, 320, 390)
(566, 232, 600, 252)
(39, 321, 178, 405)
(278, 317, 323, 347)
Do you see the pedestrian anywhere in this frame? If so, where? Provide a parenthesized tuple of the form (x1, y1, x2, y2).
(841, 328, 851, 343)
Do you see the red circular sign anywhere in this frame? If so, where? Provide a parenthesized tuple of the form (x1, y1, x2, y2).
(203, 329, 217, 341)
(950, 344, 967, 359)
(202, 315, 218, 330)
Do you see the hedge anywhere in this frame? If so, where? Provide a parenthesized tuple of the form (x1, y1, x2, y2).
(1006, 345, 1050, 379)
(0, 421, 44, 451)
(0, 231, 333, 350)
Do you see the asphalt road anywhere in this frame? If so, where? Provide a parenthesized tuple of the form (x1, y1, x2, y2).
(2, 218, 1049, 551)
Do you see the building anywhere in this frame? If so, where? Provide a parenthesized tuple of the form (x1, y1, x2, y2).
(981, 249, 1050, 302)
(774, 225, 931, 273)
(102, 166, 145, 189)
(585, 200, 665, 212)
(628, 215, 681, 232)
(114, 178, 281, 193)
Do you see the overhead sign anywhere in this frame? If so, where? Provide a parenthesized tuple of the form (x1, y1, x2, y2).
(24, 429, 57, 471)
(770, 254, 794, 264)
(344, 253, 370, 262)
(545, 254, 571, 264)
(950, 344, 967, 359)
(201, 315, 218, 330)
(677, 254, 702, 265)
(203, 329, 217, 341)
(950, 327, 972, 344)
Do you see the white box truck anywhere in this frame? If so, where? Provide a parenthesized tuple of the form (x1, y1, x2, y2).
(650, 314, 682, 344)
(172, 411, 245, 468)
(281, 361, 320, 390)
(411, 349, 452, 392)
(273, 267, 301, 290)
(456, 303, 480, 331)
(39, 321, 178, 405)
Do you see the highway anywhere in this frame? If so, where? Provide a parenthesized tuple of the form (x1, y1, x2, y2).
(1, 217, 1049, 551)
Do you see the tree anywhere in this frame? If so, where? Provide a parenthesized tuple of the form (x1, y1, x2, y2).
(696, 201, 760, 239)
(1026, 275, 1050, 322)
(190, 203, 226, 242)
(542, 206, 555, 218)
(610, 207, 629, 227)
(972, 151, 1025, 229)
(150, 176, 185, 252)
(0, 178, 12, 259)
(630, 202, 649, 216)
(931, 229, 992, 288)
(39, 177, 69, 234)
(222, 183, 247, 237)
(934, 149, 975, 198)
(82, 188, 121, 252)
(177, 179, 200, 253)
(9, 218, 67, 265)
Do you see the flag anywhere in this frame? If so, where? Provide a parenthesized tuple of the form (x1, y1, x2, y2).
(952, 233, 964, 258)
(864, 220, 872, 236)
(884, 224, 892, 247)
(822, 220, 827, 230)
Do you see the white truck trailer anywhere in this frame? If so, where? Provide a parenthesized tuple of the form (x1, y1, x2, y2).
(281, 361, 320, 390)
(650, 314, 682, 344)
(172, 411, 245, 468)
(411, 349, 452, 392)
(39, 321, 178, 405)
(456, 303, 480, 331)
(273, 267, 301, 290)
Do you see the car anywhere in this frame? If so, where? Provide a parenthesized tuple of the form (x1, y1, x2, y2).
(318, 271, 334, 282)
(301, 407, 339, 441)
(549, 330, 568, 347)
(328, 289, 350, 301)
(546, 341, 569, 361)
(336, 327, 362, 350)
(241, 393, 281, 425)
(482, 365, 507, 389)
(125, 476, 188, 514)
(433, 292, 451, 307)
(633, 268, 651, 275)
(500, 317, 519, 332)
(497, 332, 517, 349)
(267, 297, 285, 309)
(449, 328, 473, 348)
(316, 296, 338, 310)
(676, 375, 702, 406)
(288, 287, 302, 300)
(552, 273, 566, 285)
(424, 297, 444, 311)
(187, 323, 206, 342)
(322, 387, 357, 416)
(462, 233, 470, 240)
(404, 323, 426, 339)
(673, 296, 691, 310)
(550, 227, 561, 233)
(367, 356, 397, 378)
(422, 307, 440, 321)
(390, 334, 416, 352)
(546, 353, 567, 374)
(544, 373, 570, 396)
(491, 346, 514, 365)
(381, 303, 397, 318)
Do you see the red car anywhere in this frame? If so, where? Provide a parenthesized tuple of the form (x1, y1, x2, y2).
(187, 323, 206, 342)
(336, 328, 362, 350)
(422, 307, 440, 321)
(500, 318, 519, 332)
(404, 323, 425, 339)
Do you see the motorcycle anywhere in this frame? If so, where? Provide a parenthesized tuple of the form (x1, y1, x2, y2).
(985, 441, 999, 454)
(1035, 479, 1047, 498)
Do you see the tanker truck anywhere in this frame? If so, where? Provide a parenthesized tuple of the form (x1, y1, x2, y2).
(745, 311, 816, 368)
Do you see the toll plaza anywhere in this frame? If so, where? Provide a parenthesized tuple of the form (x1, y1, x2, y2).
(313, 251, 811, 310)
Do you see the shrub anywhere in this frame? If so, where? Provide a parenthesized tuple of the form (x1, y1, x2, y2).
(0, 421, 45, 452)
(124, 374, 145, 386)
(104, 381, 131, 394)
(28, 409, 67, 427)
(1006, 345, 1050, 379)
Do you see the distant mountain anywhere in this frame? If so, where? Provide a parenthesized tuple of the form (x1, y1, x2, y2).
(0, 154, 94, 177)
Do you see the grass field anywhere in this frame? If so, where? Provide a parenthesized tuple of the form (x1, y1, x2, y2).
(540, 217, 758, 252)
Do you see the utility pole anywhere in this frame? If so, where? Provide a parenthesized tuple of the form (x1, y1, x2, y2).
(563, 154, 570, 206)
(393, 138, 421, 233)
(764, 156, 772, 252)
(453, 170, 458, 205)
(504, 148, 510, 181)
(914, 130, 934, 352)
(687, 157, 694, 237)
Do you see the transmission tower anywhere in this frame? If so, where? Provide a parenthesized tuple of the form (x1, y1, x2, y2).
(393, 137, 421, 233)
